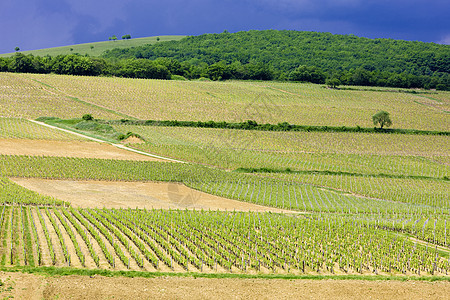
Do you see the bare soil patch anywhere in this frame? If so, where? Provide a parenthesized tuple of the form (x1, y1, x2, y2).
(1, 272, 449, 300)
(11, 178, 295, 213)
(0, 138, 163, 161)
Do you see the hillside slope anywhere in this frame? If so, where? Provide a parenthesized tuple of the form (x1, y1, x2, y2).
(103, 30, 450, 75)
(0, 35, 185, 57)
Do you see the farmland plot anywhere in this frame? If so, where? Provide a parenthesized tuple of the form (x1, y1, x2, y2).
(8, 73, 448, 130)
(0, 118, 87, 140)
(0, 207, 448, 276)
(0, 73, 121, 119)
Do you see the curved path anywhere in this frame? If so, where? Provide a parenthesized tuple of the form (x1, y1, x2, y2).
(28, 119, 185, 163)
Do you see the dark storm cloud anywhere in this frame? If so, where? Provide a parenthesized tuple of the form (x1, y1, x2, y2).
(0, 0, 448, 54)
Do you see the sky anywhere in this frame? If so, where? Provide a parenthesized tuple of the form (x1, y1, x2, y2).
(1, 0, 449, 54)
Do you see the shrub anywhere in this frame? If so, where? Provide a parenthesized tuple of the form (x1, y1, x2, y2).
(82, 114, 94, 121)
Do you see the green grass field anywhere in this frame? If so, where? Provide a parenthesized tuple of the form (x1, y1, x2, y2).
(0, 36, 185, 57)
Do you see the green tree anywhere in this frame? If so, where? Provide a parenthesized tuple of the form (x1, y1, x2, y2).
(51, 55, 95, 75)
(289, 65, 325, 84)
(14, 47, 20, 52)
(8, 53, 33, 73)
(372, 111, 392, 129)
(326, 77, 341, 88)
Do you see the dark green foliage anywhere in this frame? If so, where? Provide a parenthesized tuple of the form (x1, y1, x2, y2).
(101, 30, 449, 89)
(372, 111, 392, 129)
(51, 55, 95, 76)
(104, 119, 449, 136)
(107, 30, 449, 74)
(117, 59, 171, 79)
(82, 114, 93, 121)
(289, 65, 326, 84)
(326, 77, 341, 88)
(8, 53, 34, 73)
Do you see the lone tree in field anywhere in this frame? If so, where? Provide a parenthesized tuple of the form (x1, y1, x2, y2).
(372, 111, 392, 129)
(14, 47, 20, 52)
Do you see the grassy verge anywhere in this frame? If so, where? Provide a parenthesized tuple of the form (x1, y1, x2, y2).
(1, 266, 449, 281)
(36, 117, 143, 143)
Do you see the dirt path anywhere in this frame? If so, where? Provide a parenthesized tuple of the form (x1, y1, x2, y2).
(11, 178, 297, 213)
(28, 120, 185, 162)
(1, 271, 449, 300)
(0, 138, 165, 161)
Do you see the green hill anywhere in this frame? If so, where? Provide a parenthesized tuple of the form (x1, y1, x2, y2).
(1, 30, 449, 90)
(103, 30, 450, 75)
(0, 35, 185, 57)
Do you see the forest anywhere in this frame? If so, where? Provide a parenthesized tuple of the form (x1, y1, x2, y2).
(1, 30, 449, 90)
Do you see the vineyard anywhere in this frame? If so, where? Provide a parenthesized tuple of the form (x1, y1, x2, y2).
(1, 206, 449, 276)
(0, 72, 449, 282)
(1, 72, 449, 130)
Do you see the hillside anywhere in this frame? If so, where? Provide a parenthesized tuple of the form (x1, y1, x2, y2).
(103, 30, 450, 75)
(1, 73, 449, 131)
(0, 35, 185, 57)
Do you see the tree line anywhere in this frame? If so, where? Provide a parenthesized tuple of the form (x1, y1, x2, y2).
(0, 29, 449, 90)
(1, 52, 448, 90)
(104, 119, 449, 136)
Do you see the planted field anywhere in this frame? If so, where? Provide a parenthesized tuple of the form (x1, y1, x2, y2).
(121, 126, 449, 178)
(116, 125, 450, 157)
(270, 173, 449, 209)
(0, 118, 87, 140)
(1, 73, 448, 130)
(0, 206, 448, 276)
(0, 155, 445, 215)
(0, 73, 123, 119)
(0, 72, 448, 288)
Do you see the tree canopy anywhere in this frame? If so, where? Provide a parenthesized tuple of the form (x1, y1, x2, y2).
(372, 111, 392, 129)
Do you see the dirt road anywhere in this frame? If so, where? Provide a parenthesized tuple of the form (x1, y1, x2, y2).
(1, 272, 449, 300)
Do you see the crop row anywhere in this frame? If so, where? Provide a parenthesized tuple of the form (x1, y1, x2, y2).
(0, 206, 448, 275)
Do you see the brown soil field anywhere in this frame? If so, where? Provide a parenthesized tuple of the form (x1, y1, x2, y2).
(0, 138, 164, 161)
(1, 272, 449, 300)
(11, 178, 296, 213)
